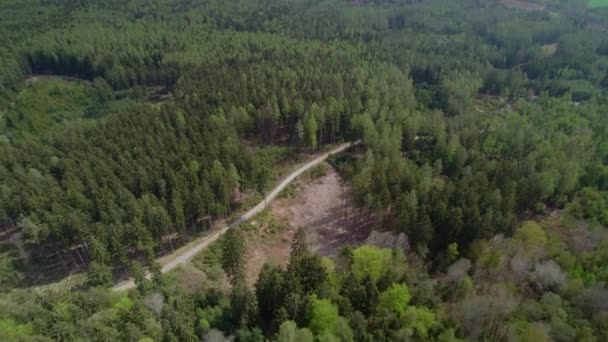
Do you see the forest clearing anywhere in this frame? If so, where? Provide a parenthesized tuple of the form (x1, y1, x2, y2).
(243, 163, 371, 283)
(115, 143, 354, 291)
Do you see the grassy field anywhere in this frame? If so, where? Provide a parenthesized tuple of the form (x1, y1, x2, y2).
(1, 76, 143, 138)
(1, 78, 95, 136)
(589, 0, 608, 8)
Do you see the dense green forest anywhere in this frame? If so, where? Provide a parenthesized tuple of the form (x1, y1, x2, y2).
(1, 0, 608, 340)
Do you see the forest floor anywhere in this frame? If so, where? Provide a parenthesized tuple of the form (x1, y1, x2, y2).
(243, 163, 371, 284)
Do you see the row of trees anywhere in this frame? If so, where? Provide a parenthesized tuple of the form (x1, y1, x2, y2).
(1, 92, 289, 277)
(2, 0, 605, 99)
(2, 220, 607, 341)
(338, 93, 602, 254)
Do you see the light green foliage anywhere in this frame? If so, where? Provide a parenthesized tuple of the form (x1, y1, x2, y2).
(440, 71, 482, 115)
(298, 328, 314, 342)
(437, 329, 464, 342)
(276, 321, 314, 342)
(276, 321, 299, 342)
(401, 307, 439, 339)
(520, 323, 551, 342)
(0, 246, 22, 290)
(314, 317, 354, 342)
(515, 221, 547, 252)
(351, 246, 393, 282)
(305, 114, 318, 150)
(568, 187, 608, 225)
(317, 333, 339, 342)
(309, 297, 340, 335)
(378, 283, 411, 315)
(0, 319, 34, 340)
(457, 276, 473, 299)
(296, 119, 304, 143)
(332, 317, 354, 342)
(589, 0, 608, 8)
(199, 318, 210, 333)
(175, 111, 186, 130)
(192, 236, 225, 281)
(447, 243, 459, 263)
(308, 164, 327, 180)
(54, 301, 78, 321)
(566, 238, 608, 285)
(319, 257, 340, 298)
(2, 79, 100, 135)
(113, 297, 134, 315)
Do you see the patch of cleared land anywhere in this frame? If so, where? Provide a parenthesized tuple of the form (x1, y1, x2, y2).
(541, 43, 559, 57)
(243, 163, 371, 283)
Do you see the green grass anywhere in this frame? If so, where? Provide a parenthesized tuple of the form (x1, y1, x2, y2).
(192, 239, 223, 271)
(278, 182, 298, 199)
(240, 209, 283, 235)
(2, 78, 96, 135)
(1, 78, 139, 138)
(0, 245, 23, 291)
(589, 0, 608, 8)
(308, 163, 328, 180)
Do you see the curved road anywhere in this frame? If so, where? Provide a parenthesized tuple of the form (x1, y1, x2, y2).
(115, 141, 356, 291)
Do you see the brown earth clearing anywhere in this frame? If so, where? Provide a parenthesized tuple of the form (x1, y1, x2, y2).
(244, 163, 373, 284)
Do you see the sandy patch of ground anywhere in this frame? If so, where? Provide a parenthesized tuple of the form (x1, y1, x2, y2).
(541, 43, 559, 57)
(244, 163, 371, 283)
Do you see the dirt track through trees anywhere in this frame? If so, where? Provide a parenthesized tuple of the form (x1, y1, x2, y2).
(114, 143, 355, 291)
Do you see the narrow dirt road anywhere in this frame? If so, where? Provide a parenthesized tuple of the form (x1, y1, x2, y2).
(114, 141, 356, 291)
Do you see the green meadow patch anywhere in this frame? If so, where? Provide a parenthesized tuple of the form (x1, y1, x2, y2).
(589, 0, 608, 8)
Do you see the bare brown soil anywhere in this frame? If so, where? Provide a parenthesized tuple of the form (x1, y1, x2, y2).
(244, 163, 372, 283)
